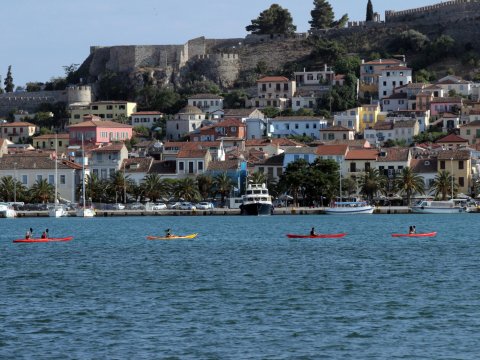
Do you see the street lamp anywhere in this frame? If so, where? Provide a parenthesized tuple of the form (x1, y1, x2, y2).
(123, 160, 127, 203)
(13, 162, 17, 203)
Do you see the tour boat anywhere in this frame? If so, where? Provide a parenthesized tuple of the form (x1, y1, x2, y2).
(325, 201, 374, 214)
(13, 236, 73, 243)
(286, 233, 347, 239)
(409, 200, 469, 214)
(239, 183, 273, 216)
(391, 232, 437, 237)
(146, 233, 198, 240)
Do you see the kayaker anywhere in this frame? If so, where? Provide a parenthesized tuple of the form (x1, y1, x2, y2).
(310, 227, 317, 236)
(41, 229, 48, 239)
(165, 228, 172, 238)
(25, 228, 32, 239)
(409, 225, 416, 234)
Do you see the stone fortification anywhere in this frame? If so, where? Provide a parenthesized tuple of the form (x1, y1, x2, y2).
(385, 0, 480, 23)
(0, 90, 67, 116)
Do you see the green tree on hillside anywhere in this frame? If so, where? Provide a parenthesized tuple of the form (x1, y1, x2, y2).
(4, 66, 14, 93)
(366, 0, 374, 21)
(310, 0, 348, 30)
(246, 4, 297, 35)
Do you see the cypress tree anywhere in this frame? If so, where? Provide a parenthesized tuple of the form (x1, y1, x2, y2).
(4, 66, 14, 93)
(366, 0, 374, 22)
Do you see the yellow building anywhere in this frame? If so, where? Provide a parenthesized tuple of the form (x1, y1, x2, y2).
(437, 150, 471, 195)
(358, 104, 381, 132)
(0, 121, 37, 143)
(33, 133, 70, 155)
(69, 101, 137, 124)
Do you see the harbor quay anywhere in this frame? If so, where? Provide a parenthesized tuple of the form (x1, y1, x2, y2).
(11, 206, 422, 217)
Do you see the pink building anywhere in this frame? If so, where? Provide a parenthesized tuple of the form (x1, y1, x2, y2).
(68, 115, 133, 145)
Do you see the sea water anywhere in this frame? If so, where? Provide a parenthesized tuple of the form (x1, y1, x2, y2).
(1, 214, 480, 359)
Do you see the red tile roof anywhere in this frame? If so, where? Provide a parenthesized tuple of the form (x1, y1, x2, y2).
(257, 76, 290, 83)
(132, 111, 163, 116)
(0, 121, 36, 127)
(345, 149, 379, 160)
(315, 144, 348, 156)
(177, 149, 209, 158)
(68, 119, 132, 128)
(436, 133, 469, 143)
(91, 143, 126, 152)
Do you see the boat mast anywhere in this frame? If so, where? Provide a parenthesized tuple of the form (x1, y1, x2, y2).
(82, 134, 86, 208)
(54, 133, 58, 211)
(339, 161, 342, 202)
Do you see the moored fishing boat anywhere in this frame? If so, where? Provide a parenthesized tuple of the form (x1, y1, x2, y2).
(0, 202, 16, 218)
(147, 233, 198, 240)
(391, 232, 437, 237)
(13, 236, 73, 243)
(287, 233, 347, 238)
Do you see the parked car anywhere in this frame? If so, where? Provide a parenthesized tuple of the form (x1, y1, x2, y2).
(179, 202, 196, 210)
(167, 202, 181, 209)
(112, 203, 126, 210)
(196, 202, 214, 209)
(127, 203, 145, 210)
(152, 203, 167, 210)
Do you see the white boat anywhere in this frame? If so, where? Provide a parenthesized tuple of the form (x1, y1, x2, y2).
(410, 199, 470, 214)
(49, 134, 67, 218)
(239, 183, 274, 216)
(76, 135, 95, 217)
(325, 163, 373, 214)
(0, 202, 16, 218)
(325, 201, 374, 214)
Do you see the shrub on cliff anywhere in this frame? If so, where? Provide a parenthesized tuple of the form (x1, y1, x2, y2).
(246, 4, 296, 35)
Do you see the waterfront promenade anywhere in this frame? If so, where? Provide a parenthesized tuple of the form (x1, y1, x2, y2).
(12, 206, 415, 217)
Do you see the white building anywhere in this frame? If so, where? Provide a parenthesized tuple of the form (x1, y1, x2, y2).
(378, 66, 412, 99)
(131, 111, 164, 129)
(282, 146, 319, 168)
(436, 76, 472, 97)
(269, 116, 328, 139)
(90, 143, 129, 180)
(187, 94, 224, 114)
(166, 105, 206, 140)
(333, 109, 360, 132)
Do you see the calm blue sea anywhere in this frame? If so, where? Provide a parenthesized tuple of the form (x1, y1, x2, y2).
(1, 214, 480, 359)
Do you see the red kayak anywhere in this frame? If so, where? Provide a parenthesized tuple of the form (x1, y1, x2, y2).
(287, 233, 347, 239)
(391, 232, 437, 238)
(13, 236, 74, 243)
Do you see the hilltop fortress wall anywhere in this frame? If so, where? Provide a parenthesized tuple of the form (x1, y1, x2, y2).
(385, 0, 480, 23)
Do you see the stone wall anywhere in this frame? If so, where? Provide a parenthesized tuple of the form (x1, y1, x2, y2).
(0, 90, 67, 116)
(385, 0, 480, 23)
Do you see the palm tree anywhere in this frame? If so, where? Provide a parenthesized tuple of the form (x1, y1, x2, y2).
(358, 168, 387, 202)
(213, 172, 234, 205)
(249, 171, 267, 185)
(432, 170, 457, 200)
(197, 174, 214, 200)
(173, 178, 200, 202)
(109, 170, 132, 203)
(394, 167, 425, 205)
(29, 179, 55, 203)
(84, 174, 109, 203)
(0, 176, 26, 202)
(142, 174, 169, 202)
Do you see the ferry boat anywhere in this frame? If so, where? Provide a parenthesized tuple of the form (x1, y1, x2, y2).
(239, 183, 273, 216)
(325, 201, 374, 215)
(410, 199, 470, 214)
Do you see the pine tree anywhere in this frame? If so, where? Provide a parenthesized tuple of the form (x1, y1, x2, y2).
(4, 66, 14, 93)
(246, 4, 296, 35)
(366, 0, 374, 22)
(309, 0, 334, 30)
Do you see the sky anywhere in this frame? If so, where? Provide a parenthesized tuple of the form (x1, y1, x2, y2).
(1, 0, 438, 88)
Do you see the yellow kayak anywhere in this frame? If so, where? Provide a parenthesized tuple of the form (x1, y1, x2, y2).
(146, 233, 198, 240)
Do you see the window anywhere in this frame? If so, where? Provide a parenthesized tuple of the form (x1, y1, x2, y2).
(106, 105, 113, 110)
(188, 162, 194, 173)
(459, 160, 464, 170)
(440, 160, 445, 170)
(22, 175, 27, 185)
(276, 84, 281, 91)
(198, 162, 203, 171)
(48, 175, 54, 184)
(306, 124, 310, 129)
(37, 175, 42, 182)
(283, 83, 288, 91)
(119, 105, 125, 110)
(59, 141, 62, 146)
(60, 175, 66, 184)
(91, 105, 98, 110)
(179, 162, 184, 171)
(459, 177, 464, 187)
(294, 155, 300, 160)
(295, 124, 299, 129)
